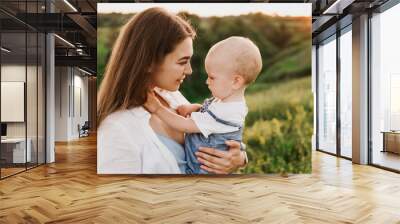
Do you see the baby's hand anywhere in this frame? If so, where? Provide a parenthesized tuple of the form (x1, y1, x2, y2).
(144, 91, 162, 113)
(177, 105, 192, 117)
(177, 104, 202, 117)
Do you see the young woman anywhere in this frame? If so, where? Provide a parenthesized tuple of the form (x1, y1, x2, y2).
(97, 7, 247, 174)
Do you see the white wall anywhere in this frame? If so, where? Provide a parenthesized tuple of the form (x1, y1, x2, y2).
(1, 63, 46, 164)
(55, 67, 69, 141)
(1, 65, 38, 138)
(55, 67, 89, 141)
(1, 65, 26, 140)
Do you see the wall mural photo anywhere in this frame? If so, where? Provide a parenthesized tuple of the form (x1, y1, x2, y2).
(97, 3, 312, 174)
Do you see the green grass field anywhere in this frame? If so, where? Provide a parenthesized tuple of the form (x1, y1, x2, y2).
(242, 76, 313, 174)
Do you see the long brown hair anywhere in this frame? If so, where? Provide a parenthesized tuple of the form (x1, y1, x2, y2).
(97, 7, 196, 126)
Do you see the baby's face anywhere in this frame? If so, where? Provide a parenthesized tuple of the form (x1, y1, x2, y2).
(204, 53, 236, 100)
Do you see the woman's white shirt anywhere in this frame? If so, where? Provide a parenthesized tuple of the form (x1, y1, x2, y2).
(97, 89, 189, 174)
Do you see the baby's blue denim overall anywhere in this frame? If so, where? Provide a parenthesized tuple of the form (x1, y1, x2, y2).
(185, 98, 243, 174)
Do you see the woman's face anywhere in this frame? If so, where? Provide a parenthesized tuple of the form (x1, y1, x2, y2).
(152, 38, 193, 91)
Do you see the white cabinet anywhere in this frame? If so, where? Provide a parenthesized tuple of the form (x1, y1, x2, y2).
(1, 138, 32, 163)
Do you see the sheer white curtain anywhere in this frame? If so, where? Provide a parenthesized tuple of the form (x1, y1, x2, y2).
(318, 37, 337, 154)
(371, 3, 400, 168)
(340, 29, 352, 158)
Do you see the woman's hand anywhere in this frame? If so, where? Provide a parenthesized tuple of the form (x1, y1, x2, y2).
(144, 91, 162, 113)
(195, 140, 246, 174)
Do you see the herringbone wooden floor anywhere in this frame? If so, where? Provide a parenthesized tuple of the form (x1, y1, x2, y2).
(0, 135, 399, 223)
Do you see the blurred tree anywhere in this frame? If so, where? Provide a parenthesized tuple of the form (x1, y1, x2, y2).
(97, 12, 311, 99)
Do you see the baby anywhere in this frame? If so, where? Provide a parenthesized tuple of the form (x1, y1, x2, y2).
(146, 36, 262, 174)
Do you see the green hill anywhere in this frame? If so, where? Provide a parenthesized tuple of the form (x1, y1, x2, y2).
(258, 40, 311, 83)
